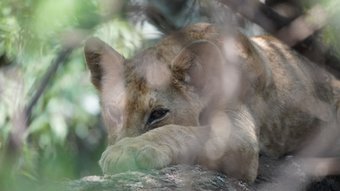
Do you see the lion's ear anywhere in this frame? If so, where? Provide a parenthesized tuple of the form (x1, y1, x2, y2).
(84, 37, 125, 90)
(171, 40, 225, 98)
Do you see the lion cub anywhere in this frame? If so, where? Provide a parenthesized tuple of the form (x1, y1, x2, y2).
(84, 23, 339, 182)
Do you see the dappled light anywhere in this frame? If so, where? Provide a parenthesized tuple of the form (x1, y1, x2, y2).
(1, 0, 340, 191)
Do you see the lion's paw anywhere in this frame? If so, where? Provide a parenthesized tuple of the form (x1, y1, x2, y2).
(99, 137, 172, 174)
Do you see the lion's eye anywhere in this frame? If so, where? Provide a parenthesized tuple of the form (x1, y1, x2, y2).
(147, 108, 169, 126)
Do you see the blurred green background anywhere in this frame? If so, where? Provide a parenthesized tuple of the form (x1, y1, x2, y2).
(0, 0, 339, 191)
(0, 0, 144, 190)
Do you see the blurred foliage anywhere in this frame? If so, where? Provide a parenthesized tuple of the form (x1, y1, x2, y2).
(304, 0, 340, 55)
(322, 0, 340, 55)
(0, 0, 339, 191)
(0, 0, 143, 191)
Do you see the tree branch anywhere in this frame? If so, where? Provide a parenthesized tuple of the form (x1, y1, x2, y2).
(217, 0, 293, 33)
(25, 48, 73, 125)
(6, 47, 73, 156)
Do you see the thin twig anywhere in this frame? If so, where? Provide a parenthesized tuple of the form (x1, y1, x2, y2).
(217, 0, 293, 33)
(25, 48, 73, 125)
(6, 47, 73, 155)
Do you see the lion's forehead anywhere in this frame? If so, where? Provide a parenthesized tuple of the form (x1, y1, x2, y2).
(125, 23, 222, 72)
(120, 22, 221, 117)
(124, 79, 162, 114)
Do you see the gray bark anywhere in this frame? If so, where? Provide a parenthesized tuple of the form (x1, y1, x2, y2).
(66, 165, 250, 191)
(65, 156, 337, 191)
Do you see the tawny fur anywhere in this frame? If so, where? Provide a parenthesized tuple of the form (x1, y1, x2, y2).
(84, 23, 340, 182)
